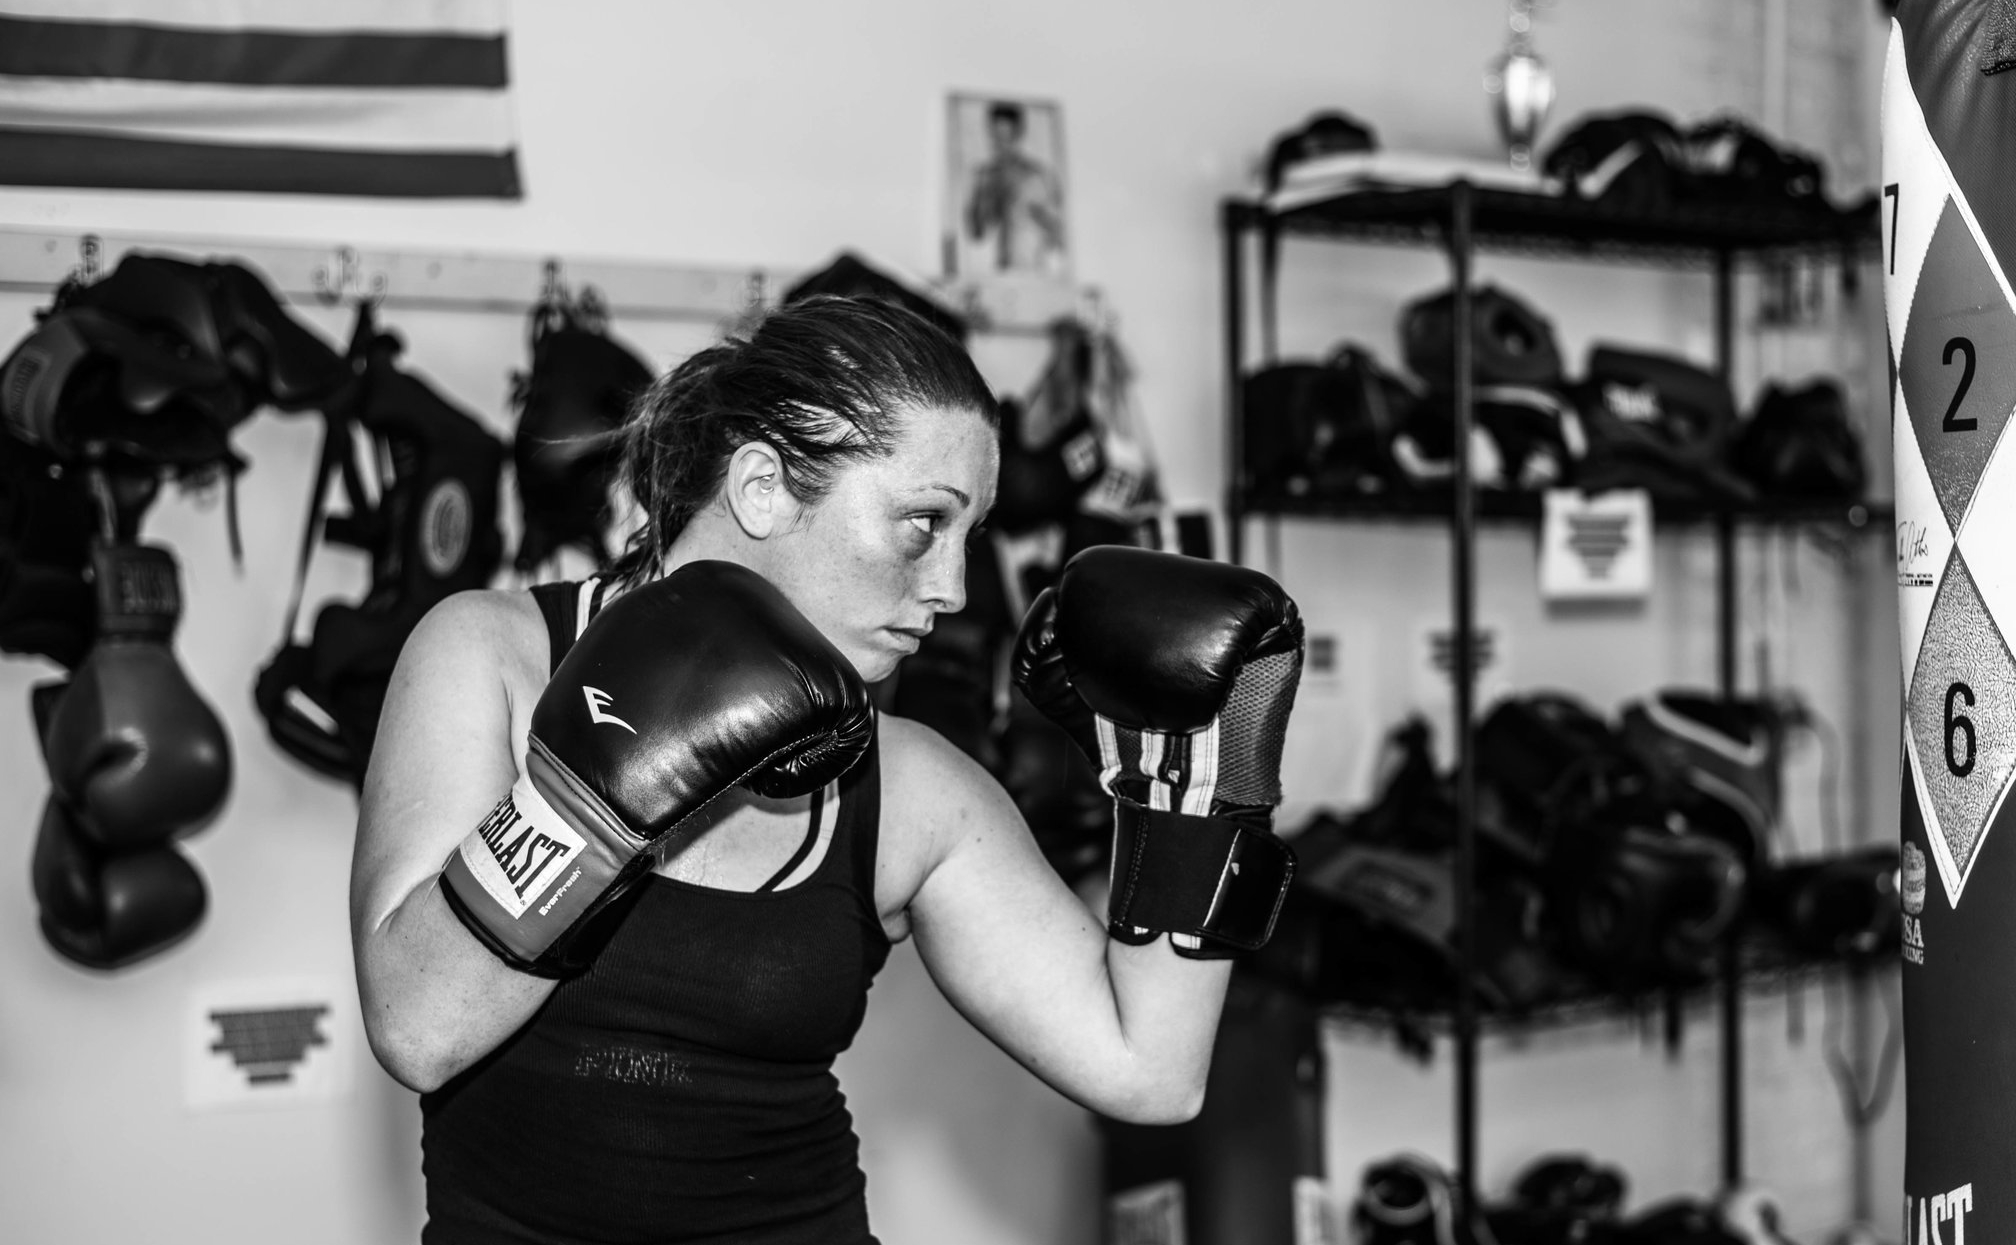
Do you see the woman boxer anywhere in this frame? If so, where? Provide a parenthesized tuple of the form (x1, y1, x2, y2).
(351, 295, 1301, 1244)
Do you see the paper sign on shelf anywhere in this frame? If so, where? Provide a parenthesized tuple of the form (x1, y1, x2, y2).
(1538, 488, 1653, 602)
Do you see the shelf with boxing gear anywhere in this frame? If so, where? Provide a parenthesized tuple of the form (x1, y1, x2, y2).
(1219, 176, 1889, 1226)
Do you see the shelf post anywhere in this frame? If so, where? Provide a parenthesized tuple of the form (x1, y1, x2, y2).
(1447, 179, 1481, 1231)
(1712, 245, 1745, 1193)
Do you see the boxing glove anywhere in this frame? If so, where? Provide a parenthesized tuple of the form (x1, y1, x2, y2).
(45, 542, 232, 848)
(32, 796, 208, 969)
(1013, 546, 1304, 957)
(440, 560, 875, 975)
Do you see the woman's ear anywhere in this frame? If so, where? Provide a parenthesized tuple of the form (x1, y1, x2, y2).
(724, 441, 793, 538)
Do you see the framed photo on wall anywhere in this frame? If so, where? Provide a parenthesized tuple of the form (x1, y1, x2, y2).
(944, 92, 1070, 282)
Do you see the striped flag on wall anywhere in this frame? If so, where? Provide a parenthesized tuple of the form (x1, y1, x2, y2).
(0, 1, 522, 198)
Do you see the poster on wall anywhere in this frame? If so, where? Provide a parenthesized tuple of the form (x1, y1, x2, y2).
(944, 92, 1071, 284)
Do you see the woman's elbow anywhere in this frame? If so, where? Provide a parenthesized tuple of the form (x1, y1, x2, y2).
(1101, 1072, 1209, 1126)
(363, 1013, 461, 1094)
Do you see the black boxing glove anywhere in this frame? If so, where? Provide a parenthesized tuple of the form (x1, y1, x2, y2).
(45, 543, 232, 848)
(1013, 546, 1304, 957)
(439, 561, 875, 975)
(32, 796, 208, 970)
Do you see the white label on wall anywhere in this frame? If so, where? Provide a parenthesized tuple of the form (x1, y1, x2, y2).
(184, 976, 355, 1111)
(1538, 488, 1653, 602)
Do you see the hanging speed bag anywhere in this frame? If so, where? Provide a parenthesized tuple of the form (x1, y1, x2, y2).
(1885, 5, 2016, 1243)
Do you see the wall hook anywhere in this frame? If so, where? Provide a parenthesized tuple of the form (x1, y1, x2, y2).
(313, 244, 387, 307)
(73, 233, 103, 285)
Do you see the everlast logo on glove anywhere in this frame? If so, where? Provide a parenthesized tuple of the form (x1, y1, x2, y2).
(456, 785, 588, 919)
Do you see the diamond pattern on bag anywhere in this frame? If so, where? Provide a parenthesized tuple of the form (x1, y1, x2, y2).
(1901, 197, 2016, 533)
(1907, 546, 2016, 892)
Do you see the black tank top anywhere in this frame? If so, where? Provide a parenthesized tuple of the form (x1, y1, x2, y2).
(421, 578, 892, 1244)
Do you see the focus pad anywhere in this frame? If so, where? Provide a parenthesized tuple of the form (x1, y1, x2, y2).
(1051, 546, 1301, 733)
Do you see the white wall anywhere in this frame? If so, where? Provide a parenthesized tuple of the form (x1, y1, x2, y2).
(0, 2, 1901, 1242)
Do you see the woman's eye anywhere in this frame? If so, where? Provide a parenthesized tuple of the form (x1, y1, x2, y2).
(907, 514, 939, 536)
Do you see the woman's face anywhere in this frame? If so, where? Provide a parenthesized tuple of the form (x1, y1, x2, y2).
(763, 404, 999, 683)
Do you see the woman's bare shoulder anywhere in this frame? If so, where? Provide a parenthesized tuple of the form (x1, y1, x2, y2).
(400, 587, 550, 690)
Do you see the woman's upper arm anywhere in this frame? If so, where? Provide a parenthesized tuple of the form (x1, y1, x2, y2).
(885, 718, 1127, 1109)
(351, 590, 524, 945)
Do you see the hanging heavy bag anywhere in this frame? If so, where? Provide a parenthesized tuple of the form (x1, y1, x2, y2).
(509, 293, 652, 573)
(1398, 283, 1565, 391)
(1884, 9, 2016, 1230)
(1727, 378, 1867, 502)
(255, 309, 503, 787)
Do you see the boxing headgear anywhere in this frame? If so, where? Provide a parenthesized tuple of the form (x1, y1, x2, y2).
(510, 300, 652, 572)
(1400, 283, 1565, 392)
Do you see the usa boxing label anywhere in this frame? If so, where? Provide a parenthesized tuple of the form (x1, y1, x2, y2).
(455, 772, 587, 920)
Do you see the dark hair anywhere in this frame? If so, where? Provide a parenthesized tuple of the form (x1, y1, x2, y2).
(606, 294, 995, 585)
(986, 102, 1026, 134)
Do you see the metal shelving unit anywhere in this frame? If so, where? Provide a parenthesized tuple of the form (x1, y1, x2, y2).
(1221, 177, 1882, 1227)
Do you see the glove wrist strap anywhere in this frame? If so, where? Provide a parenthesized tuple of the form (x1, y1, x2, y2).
(1107, 802, 1294, 956)
(438, 743, 649, 976)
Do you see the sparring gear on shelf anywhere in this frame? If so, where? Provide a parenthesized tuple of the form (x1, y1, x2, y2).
(1400, 284, 1564, 391)
(1101, 974, 1328, 1245)
(1727, 379, 1867, 502)
(1477, 694, 1749, 990)
(438, 561, 874, 975)
(254, 305, 504, 787)
(508, 287, 653, 573)
(1012, 545, 1303, 956)
(1258, 720, 1567, 1013)
(1240, 345, 1417, 503)
(1496, 1153, 1628, 1244)
(1263, 109, 1378, 192)
(44, 542, 232, 848)
(1543, 110, 1691, 214)
(29, 678, 207, 969)
(1617, 690, 1783, 869)
(1680, 118, 1828, 217)
(1394, 383, 1584, 494)
(1572, 343, 1755, 508)
(1351, 1154, 1477, 1245)
(1751, 846, 1902, 959)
